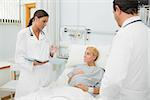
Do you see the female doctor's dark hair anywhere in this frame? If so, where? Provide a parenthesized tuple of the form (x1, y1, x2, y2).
(113, 0, 139, 15)
(27, 9, 49, 27)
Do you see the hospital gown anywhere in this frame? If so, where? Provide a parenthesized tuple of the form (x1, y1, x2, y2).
(67, 64, 105, 95)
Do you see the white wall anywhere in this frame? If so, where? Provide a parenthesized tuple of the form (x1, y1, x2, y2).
(58, 0, 116, 57)
(0, 24, 21, 62)
(60, 0, 78, 26)
(60, 0, 118, 33)
(148, 29, 150, 87)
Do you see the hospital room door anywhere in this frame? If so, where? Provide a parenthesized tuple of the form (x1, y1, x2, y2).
(25, 3, 36, 27)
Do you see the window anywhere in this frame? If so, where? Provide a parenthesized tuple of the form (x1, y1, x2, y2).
(0, 0, 21, 24)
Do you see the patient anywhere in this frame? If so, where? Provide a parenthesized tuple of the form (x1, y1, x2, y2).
(67, 46, 105, 96)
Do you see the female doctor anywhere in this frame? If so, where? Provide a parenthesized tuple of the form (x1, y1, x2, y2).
(15, 9, 57, 98)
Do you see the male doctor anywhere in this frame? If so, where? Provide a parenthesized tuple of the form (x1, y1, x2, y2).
(98, 0, 149, 100)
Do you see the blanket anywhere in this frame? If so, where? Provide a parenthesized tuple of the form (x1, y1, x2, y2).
(16, 86, 95, 100)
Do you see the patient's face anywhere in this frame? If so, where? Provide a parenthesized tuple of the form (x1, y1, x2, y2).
(84, 49, 95, 64)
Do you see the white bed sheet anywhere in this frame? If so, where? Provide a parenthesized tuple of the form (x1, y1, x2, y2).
(15, 86, 95, 100)
(15, 67, 104, 100)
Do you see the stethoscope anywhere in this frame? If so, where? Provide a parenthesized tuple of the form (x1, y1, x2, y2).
(123, 19, 142, 28)
(115, 19, 142, 34)
(29, 27, 45, 36)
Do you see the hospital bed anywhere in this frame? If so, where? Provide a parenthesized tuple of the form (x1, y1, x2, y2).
(8, 44, 150, 100)
(16, 44, 110, 100)
(0, 62, 17, 100)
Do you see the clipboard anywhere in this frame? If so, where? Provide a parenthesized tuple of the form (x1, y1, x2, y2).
(25, 57, 49, 63)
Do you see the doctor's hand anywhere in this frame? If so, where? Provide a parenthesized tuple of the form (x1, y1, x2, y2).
(32, 61, 49, 66)
(50, 45, 58, 57)
(74, 83, 88, 92)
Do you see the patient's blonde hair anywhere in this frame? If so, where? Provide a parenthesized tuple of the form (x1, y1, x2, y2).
(86, 46, 99, 61)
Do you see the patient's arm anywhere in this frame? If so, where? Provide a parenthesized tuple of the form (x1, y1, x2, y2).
(68, 76, 73, 84)
(68, 69, 84, 83)
(74, 83, 88, 92)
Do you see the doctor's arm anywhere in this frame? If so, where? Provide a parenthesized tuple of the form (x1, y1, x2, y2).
(15, 32, 33, 71)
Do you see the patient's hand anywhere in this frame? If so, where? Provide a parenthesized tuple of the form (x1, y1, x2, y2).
(75, 83, 88, 92)
(75, 84, 100, 94)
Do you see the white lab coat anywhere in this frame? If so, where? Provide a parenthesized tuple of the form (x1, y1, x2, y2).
(98, 16, 149, 100)
(15, 27, 53, 98)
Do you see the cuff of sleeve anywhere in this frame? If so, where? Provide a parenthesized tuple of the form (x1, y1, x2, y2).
(88, 87, 94, 93)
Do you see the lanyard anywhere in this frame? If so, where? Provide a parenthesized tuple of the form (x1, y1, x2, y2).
(123, 19, 142, 28)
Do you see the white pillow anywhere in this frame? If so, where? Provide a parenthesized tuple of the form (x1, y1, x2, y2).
(65, 44, 111, 69)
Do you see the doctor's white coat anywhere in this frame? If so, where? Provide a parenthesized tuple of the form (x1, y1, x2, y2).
(99, 16, 149, 100)
(15, 27, 53, 98)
